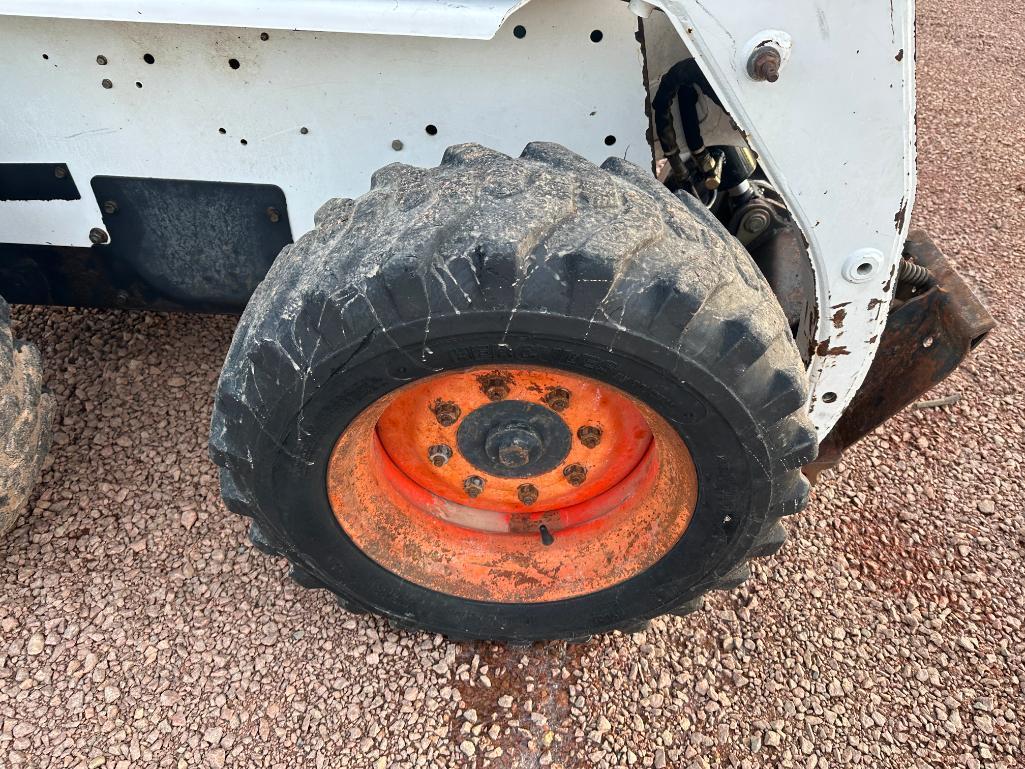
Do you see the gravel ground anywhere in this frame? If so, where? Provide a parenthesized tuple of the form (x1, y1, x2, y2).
(3, 1, 1023, 767)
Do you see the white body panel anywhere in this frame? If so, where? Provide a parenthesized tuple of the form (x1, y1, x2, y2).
(0, 0, 649, 245)
(0, 0, 918, 438)
(0, 0, 531, 39)
(657, 0, 916, 436)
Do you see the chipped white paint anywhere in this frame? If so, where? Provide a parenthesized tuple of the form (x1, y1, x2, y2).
(647, 0, 917, 436)
(628, 0, 657, 19)
(0, 0, 918, 438)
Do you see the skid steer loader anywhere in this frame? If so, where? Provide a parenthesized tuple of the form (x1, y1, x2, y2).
(0, 0, 993, 641)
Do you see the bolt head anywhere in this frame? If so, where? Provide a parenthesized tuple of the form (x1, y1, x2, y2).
(497, 437, 532, 468)
(96, 55, 108, 65)
(427, 444, 452, 467)
(266, 207, 281, 223)
(392, 139, 404, 151)
(89, 227, 109, 244)
(102, 200, 118, 215)
(543, 387, 571, 412)
(485, 423, 543, 469)
(53, 166, 67, 179)
(563, 464, 587, 487)
(434, 401, 461, 427)
(101, 78, 113, 89)
(517, 484, 539, 506)
(482, 377, 510, 402)
(741, 209, 772, 235)
(749, 47, 782, 83)
(577, 425, 602, 449)
(464, 476, 485, 498)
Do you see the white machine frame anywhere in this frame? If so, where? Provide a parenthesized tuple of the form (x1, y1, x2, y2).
(0, 0, 916, 438)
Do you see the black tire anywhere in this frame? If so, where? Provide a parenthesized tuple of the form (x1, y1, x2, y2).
(0, 297, 55, 538)
(210, 142, 816, 642)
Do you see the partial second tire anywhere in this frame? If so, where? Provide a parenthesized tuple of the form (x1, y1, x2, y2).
(0, 297, 55, 537)
(210, 142, 817, 642)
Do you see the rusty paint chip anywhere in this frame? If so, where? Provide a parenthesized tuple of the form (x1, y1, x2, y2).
(815, 340, 852, 357)
(894, 199, 908, 232)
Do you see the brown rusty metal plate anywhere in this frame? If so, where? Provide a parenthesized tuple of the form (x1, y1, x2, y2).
(806, 230, 996, 480)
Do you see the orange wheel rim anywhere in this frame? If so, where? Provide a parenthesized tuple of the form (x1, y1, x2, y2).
(326, 366, 698, 603)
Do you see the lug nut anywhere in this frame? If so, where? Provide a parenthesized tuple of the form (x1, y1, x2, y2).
(517, 483, 539, 506)
(577, 425, 603, 449)
(427, 444, 452, 467)
(543, 387, 571, 412)
(481, 375, 510, 402)
(89, 227, 109, 244)
(464, 476, 485, 498)
(563, 464, 587, 486)
(434, 401, 461, 427)
(748, 46, 782, 83)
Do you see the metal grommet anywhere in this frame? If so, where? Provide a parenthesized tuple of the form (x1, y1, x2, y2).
(842, 249, 884, 284)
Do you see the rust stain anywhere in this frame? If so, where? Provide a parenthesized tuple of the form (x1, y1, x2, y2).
(815, 340, 851, 357)
(894, 198, 908, 232)
(895, 48, 904, 61)
(451, 641, 586, 764)
(831, 307, 847, 329)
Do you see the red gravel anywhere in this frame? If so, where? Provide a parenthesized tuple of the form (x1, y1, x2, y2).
(2, 1, 1022, 767)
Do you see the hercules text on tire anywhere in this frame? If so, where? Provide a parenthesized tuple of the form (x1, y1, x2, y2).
(209, 143, 817, 642)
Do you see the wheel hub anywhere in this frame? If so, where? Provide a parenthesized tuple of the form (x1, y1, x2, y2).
(487, 423, 541, 468)
(460, 400, 571, 478)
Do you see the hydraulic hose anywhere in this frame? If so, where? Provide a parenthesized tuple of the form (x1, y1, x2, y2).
(652, 59, 723, 180)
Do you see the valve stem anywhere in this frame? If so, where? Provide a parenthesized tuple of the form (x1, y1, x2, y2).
(539, 524, 555, 546)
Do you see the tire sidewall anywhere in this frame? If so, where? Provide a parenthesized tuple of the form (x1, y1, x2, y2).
(244, 311, 773, 640)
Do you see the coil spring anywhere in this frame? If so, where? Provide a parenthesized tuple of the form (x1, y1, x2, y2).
(899, 258, 931, 288)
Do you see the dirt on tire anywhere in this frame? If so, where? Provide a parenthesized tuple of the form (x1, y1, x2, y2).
(0, 296, 55, 537)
